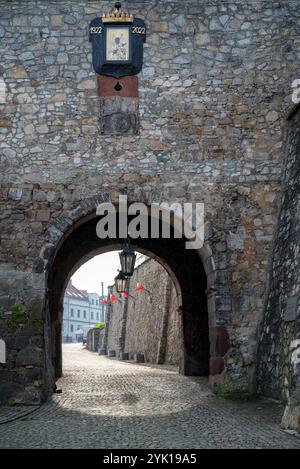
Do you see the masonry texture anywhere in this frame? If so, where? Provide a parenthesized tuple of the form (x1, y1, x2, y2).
(104, 259, 181, 365)
(87, 326, 105, 353)
(0, 0, 299, 431)
(257, 106, 300, 431)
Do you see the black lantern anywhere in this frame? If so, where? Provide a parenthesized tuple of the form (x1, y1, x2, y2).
(119, 237, 136, 277)
(115, 271, 127, 294)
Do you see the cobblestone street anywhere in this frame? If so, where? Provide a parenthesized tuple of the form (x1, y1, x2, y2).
(0, 344, 299, 449)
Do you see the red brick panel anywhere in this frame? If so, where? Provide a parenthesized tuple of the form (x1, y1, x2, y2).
(97, 75, 139, 98)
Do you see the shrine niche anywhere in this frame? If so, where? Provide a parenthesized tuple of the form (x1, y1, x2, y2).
(89, 2, 146, 135)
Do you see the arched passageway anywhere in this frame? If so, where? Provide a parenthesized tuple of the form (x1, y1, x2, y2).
(46, 211, 211, 386)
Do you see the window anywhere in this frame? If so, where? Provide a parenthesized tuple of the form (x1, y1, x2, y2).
(77, 325, 80, 330)
(83, 310, 86, 319)
(70, 324, 74, 332)
(96, 312, 99, 321)
(96, 300, 98, 305)
(70, 308, 74, 317)
(77, 310, 80, 318)
(91, 299, 94, 305)
(91, 312, 94, 320)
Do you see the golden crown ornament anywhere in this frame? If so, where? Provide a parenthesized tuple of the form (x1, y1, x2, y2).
(102, 2, 134, 24)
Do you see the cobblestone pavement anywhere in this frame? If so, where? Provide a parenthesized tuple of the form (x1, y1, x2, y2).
(0, 344, 299, 449)
(0, 406, 39, 425)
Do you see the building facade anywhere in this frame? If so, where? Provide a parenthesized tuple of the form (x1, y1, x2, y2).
(0, 0, 299, 431)
(62, 280, 106, 342)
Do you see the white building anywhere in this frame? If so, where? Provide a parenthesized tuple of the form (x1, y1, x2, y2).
(62, 280, 106, 342)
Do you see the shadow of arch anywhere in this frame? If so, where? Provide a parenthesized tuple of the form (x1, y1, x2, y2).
(39, 198, 216, 394)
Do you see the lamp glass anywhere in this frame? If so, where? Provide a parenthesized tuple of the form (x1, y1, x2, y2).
(119, 238, 136, 277)
(115, 272, 127, 293)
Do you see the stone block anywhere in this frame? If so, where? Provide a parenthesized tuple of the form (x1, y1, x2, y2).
(107, 350, 116, 357)
(16, 346, 43, 367)
(284, 296, 299, 322)
(281, 404, 300, 432)
(78, 79, 96, 90)
(28, 297, 44, 321)
(134, 353, 145, 363)
(0, 119, 11, 127)
(227, 227, 246, 251)
(36, 210, 50, 222)
(51, 15, 64, 27)
(5, 335, 29, 350)
(8, 188, 22, 201)
(57, 52, 68, 64)
(18, 366, 42, 384)
(10, 384, 42, 405)
(6, 66, 27, 79)
(0, 382, 23, 404)
(120, 352, 129, 360)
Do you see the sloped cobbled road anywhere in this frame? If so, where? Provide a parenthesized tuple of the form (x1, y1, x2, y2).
(0, 343, 299, 449)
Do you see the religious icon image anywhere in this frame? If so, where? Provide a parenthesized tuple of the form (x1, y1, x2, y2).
(89, 2, 146, 77)
(106, 27, 130, 62)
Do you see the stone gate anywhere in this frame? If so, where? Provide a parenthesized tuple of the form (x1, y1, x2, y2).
(0, 1, 299, 430)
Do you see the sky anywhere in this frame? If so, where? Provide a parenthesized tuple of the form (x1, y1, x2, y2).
(71, 251, 148, 296)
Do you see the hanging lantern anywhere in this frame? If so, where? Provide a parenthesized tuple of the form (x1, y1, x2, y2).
(119, 237, 136, 277)
(115, 271, 127, 294)
(122, 291, 129, 298)
(103, 299, 108, 305)
(137, 282, 143, 293)
(110, 294, 116, 303)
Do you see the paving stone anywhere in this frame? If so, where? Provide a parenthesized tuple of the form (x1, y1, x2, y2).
(0, 406, 39, 425)
(0, 344, 299, 449)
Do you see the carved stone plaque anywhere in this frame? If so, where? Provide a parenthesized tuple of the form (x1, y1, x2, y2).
(99, 96, 139, 135)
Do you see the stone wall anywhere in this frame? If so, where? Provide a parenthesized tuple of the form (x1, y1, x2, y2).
(106, 292, 123, 356)
(86, 327, 104, 353)
(257, 105, 300, 431)
(0, 0, 300, 404)
(105, 259, 181, 366)
(165, 284, 182, 365)
(0, 270, 51, 404)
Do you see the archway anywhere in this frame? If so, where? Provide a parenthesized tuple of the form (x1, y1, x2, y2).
(45, 208, 214, 389)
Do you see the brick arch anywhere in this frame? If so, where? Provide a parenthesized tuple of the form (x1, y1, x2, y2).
(34, 193, 216, 280)
(40, 195, 217, 392)
(33, 193, 112, 274)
